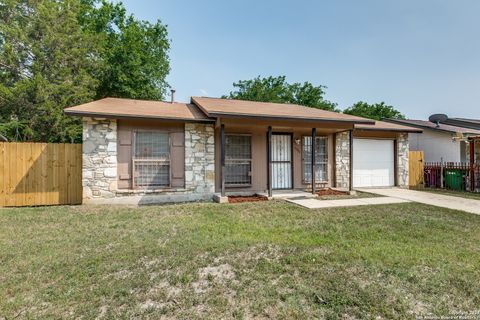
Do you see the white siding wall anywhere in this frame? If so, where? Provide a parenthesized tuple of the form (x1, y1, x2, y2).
(408, 130, 462, 162)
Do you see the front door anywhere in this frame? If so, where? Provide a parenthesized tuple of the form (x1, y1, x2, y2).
(271, 134, 293, 189)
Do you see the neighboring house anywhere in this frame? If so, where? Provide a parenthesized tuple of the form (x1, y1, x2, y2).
(440, 116, 480, 165)
(385, 119, 480, 163)
(442, 118, 480, 131)
(65, 97, 420, 204)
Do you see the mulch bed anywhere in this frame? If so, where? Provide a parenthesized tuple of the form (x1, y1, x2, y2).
(228, 195, 269, 203)
(316, 188, 348, 196)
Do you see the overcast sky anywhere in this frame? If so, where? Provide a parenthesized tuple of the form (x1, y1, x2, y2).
(120, 0, 480, 119)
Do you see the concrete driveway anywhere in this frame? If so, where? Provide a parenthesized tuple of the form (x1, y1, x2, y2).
(358, 188, 480, 215)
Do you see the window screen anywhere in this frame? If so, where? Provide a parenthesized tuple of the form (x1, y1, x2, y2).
(133, 132, 170, 188)
(302, 136, 328, 183)
(225, 135, 252, 186)
(135, 132, 169, 158)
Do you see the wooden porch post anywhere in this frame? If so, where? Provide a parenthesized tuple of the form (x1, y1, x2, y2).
(311, 128, 316, 194)
(470, 139, 475, 192)
(349, 129, 353, 192)
(267, 126, 272, 197)
(220, 124, 226, 197)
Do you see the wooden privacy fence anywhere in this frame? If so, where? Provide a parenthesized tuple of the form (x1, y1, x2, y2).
(0, 142, 82, 207)
(409, 151, 424, 187)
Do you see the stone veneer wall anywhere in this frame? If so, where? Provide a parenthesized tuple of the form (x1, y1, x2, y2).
(335, 132, 410, 189)
(184, 123, 215, 196)
(397, 133, 409, 188)
(82, 119, 215, 204)
(335, 131, 351, 189)
(82, 118, 117, 199)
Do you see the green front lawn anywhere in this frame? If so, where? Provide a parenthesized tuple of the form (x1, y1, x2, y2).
(1, 201, 479, 319)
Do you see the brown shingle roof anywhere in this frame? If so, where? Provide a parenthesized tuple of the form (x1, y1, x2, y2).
(191, 97, 375, 124)
(355, 120, 423, 133)
(64, 97, 420, 134)
(64, 97, 214, 122)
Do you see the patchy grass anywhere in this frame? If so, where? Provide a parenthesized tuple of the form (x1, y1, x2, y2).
(0, 201, 479, 319)
(412, 187, 480, 200)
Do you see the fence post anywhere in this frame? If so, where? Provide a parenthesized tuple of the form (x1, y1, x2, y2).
(440, 158, 444, 189)
(470, 140, 475, 192)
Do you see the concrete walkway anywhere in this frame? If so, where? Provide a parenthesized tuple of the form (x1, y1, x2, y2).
(287, 196, 409, 209)
(357, 188, 480, 215)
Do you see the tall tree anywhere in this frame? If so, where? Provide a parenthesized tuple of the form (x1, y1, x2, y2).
(0, 0, 171, 142)
(0, 0, 101, 142)
(224, 76, 338, 111)
(343, 101, 405, 120)
(80, 0, 170, 100)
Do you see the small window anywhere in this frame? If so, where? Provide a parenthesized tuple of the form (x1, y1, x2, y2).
(225, 134, 252, 186)
(302, 136, 328, 183)
(133, 131, 170, 188)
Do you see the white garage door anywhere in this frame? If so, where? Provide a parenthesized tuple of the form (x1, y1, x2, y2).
(353, 138, 394, 188)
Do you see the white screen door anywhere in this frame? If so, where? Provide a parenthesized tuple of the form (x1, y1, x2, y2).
(271, 134, 292, 189)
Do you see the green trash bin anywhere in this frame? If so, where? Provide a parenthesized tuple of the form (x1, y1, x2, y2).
(445, 169, 463, 191)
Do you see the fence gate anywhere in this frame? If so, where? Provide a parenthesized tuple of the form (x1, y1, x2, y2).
(0, 142, 82, 207)
(409, 151, 424, 187)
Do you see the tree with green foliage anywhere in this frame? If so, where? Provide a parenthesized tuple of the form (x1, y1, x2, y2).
(0, 0, 101, 142)
(0, 0, 170, 143)
(80, 0, 170, 100)
(343, 101, 405, 121)
(224, 76, 338, 111)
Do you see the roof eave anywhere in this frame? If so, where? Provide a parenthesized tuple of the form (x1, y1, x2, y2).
(64, 110, 216, 123)
(355, 127, 423, 133)
(383, 119, 462, 134)
(206, 111, 375, 125)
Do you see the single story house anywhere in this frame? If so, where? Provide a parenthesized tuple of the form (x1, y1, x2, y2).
(65, 97, 421, 204)
(386, 118, 480, 163)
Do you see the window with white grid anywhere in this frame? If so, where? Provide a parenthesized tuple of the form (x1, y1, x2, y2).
(133, 131, 170, 188)
(302, 136, 328, 183)
(225, 134, 252, 186)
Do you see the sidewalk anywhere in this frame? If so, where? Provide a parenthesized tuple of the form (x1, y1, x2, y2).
(357, 188, 480, 215)
(286, 196, 409, 209)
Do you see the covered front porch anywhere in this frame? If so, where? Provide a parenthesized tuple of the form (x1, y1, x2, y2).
(214, 117, 356, 198)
